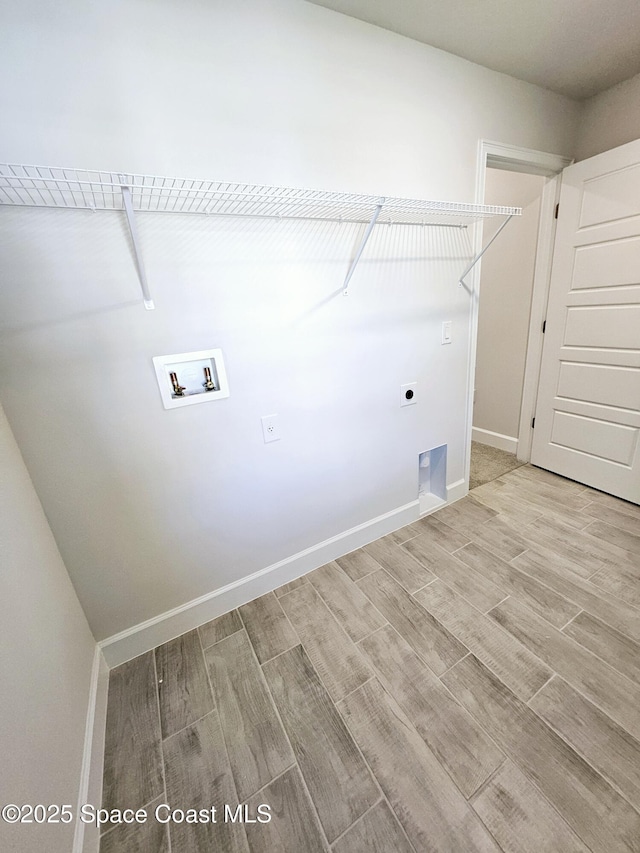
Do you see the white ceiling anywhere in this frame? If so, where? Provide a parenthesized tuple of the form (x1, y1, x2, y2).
(307, 0, 640, 100)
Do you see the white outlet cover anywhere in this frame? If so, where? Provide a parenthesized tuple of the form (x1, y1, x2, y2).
(400, 382, 417, 407)
(153, 348, 230, 410)
(261, 414, 281, 443)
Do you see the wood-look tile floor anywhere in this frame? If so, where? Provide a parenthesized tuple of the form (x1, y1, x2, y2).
(100, 464, 640, 853)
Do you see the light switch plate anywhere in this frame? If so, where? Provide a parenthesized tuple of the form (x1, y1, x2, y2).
(442, 321, 452, 344)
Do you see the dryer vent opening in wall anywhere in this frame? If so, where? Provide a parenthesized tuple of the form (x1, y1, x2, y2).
(418, 445, 447, 515)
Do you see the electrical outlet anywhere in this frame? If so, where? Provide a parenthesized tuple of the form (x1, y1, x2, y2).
(400, 382, 417, 407)
(261, 414, 281, 443)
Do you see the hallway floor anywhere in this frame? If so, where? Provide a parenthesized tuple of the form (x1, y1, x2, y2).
(469, 441, 525, 490)
(100, 465, 640, 852)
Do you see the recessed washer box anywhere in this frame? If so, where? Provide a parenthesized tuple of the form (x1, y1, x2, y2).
(153, 348, 230, 410)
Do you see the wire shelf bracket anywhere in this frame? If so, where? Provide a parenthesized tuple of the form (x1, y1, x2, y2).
(343, 202, 383, 295)
(120, 183, 155, 310)
(0, 163, 521, 308)
(458, 214, 515, 288)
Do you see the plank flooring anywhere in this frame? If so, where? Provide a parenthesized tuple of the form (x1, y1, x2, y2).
(356, 569, 467, 675)
(364, 535, 436, 593)
(416, 515, 471, 553)
(529, 676, 640, 811)
(562, 611, 640, 684)
(238, 592, 298, 664)
(415, 580, 552, 700)
(590, 560, 640, 607)
(278, 583, 372, 701)
(584, 505, 640, 539)
(307, 560, 387, 642)
(244, 766, 328, 853)
(403, 535, 507, 611)
(204, 630, 294, 801)
(456, 542, 581, 627)
(99, 796, 169, 853)
(335, 547, 381, 582)
(512, 547, 640, 642)
(101, 651, 164, 813)
(163, 711, 249, 853)
(457, 515, 527, 562)
(442, 656, 640, 853)
(154, 629, 214, 739)
(470, 760, 589, 853)
(199, 609, 243, 648)
(338, 678, 501, 852)
(274, 576, 309, 598)
(357, 623, 505, 797)
(102, 464, 640, 852)
(488, 596, 640, 741)
(263, 645, 378, 843)
(332, 801, 413, 853)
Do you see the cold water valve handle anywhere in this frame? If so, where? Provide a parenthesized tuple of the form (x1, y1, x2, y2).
(169, 372, 186, 397)
(202, 366, 216, 392)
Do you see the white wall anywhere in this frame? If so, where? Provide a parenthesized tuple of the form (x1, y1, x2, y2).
(0, 404, 97, 853)
(576, 71, 640, 161)
(0, 0, 580, 642)
(473, 169, 545, 446)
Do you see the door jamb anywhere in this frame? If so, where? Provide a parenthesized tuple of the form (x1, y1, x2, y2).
(463, 141, 572, 489)
(515, 174, 563, 461)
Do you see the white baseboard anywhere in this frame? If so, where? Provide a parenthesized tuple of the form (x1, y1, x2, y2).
(99, 482, 469, 668)
(100, 500, 420, 667)
(418, 492, 446, 515)
(419, 476, 467, 516)
(472, 427, 519, 455)
(446, 478, 468, 504)
(73, 646, 109, 853)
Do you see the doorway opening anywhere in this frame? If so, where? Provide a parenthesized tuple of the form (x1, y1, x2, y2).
(471, 168, 544, 488)
(464, 142, 571, 492)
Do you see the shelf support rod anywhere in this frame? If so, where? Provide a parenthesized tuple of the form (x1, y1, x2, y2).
(121, 184, 155, 309)
(458, 213, 514, 287)
(343, 202, 383, 294)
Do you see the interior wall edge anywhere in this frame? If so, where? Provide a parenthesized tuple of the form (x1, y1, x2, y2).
(445, 478, 468, 505)
(72, 646, 108, 853)
(0, 401, 98, 853)
(98, 497, 421, 667)
(574, 70, 640, 161)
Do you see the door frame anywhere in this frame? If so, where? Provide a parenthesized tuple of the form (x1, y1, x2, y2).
(463, 141, 572, 489)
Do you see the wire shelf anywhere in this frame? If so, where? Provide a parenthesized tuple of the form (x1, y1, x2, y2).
(0, 163, 521, 306)
(0, 164, 521, 226)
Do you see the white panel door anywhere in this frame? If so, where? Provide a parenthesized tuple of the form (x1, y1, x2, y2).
(531, 139, 640, 503)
